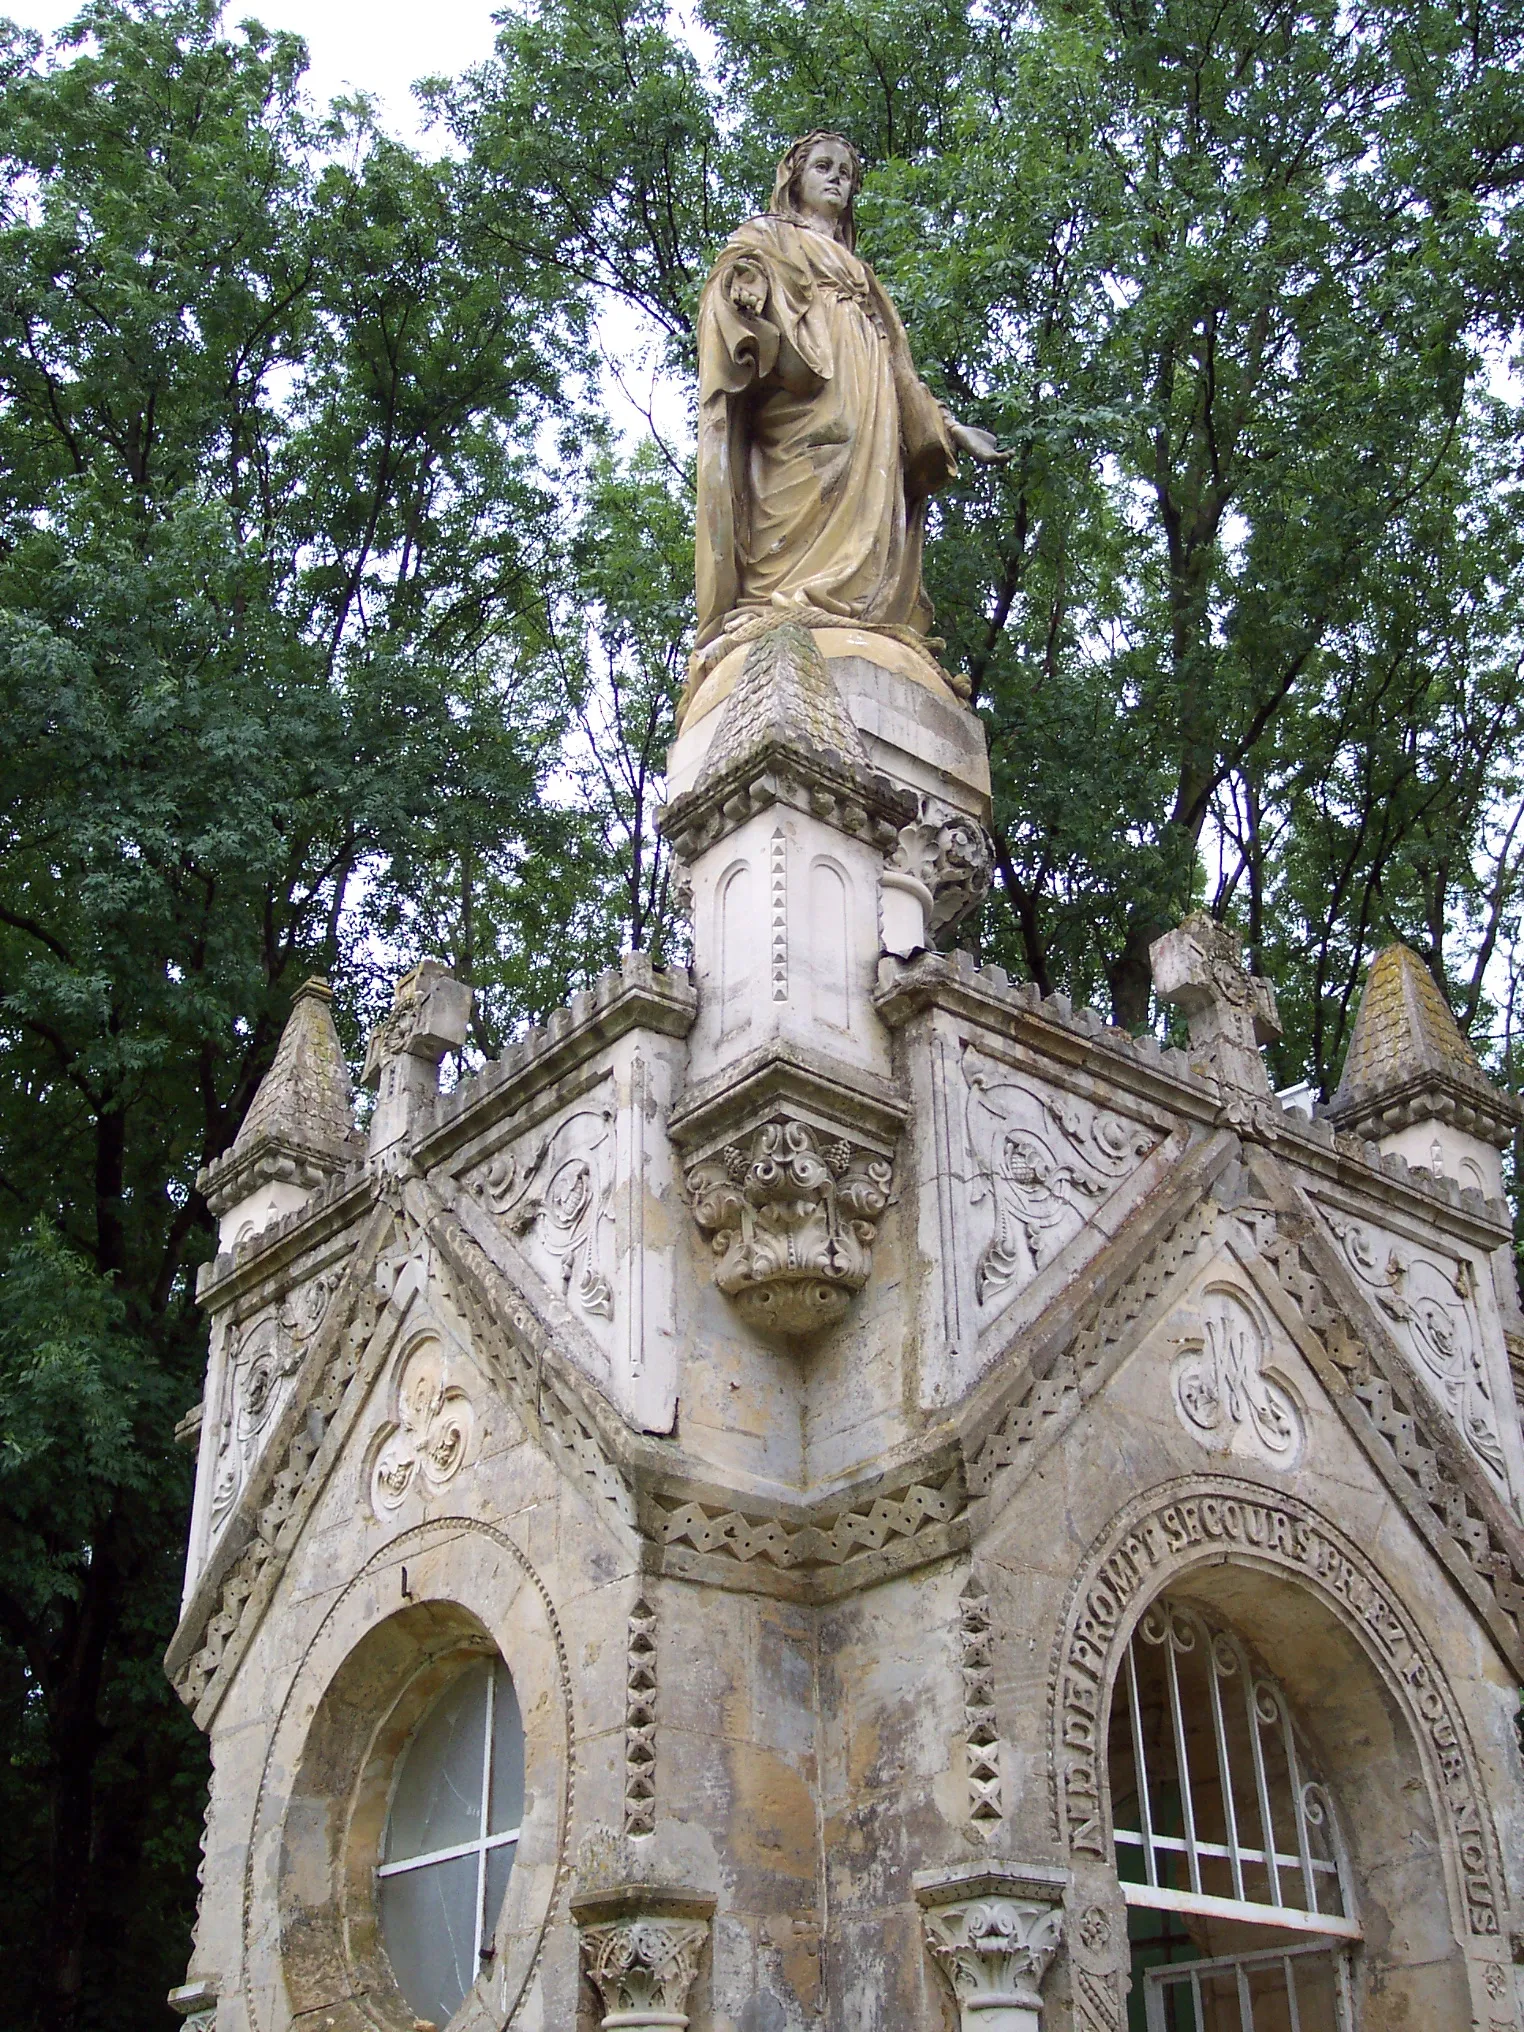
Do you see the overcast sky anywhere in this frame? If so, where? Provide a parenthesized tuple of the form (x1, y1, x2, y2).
(7, 0, 502, 144)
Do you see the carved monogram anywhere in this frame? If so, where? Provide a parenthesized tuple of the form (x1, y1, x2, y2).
(370, 1339, 475, 1514)
(483, 1103, 615, 1322)
(1170, 1285, 1303, 1467)
(1331, 1216, 1505, 1481)
(963, 1047, 1156, 1306)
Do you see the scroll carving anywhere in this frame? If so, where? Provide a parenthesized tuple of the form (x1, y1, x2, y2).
(1331, 1216, 1505, 1480)
(964, 1047, 1156, 1306)
(207, 1275, 335, 1534)
(482, 1103, 615, 1322)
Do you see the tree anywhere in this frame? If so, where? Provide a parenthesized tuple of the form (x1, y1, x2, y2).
(453, 0, 1524, 1086)
(0, 3, 577, 2021)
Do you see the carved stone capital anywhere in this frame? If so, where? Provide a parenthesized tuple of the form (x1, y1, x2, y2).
(686, 1116, 893, 1337)
(885, 809, 994, 953)
(916, 1865, 1067, 2032)
(670, 1046, 905, 1340)
(573, 1886, 712, 2030)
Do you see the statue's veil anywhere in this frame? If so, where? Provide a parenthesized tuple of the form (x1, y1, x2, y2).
(769, 131, 863, 252)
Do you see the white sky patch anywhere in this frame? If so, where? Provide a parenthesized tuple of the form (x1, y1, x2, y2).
(4, 0, 501, 146)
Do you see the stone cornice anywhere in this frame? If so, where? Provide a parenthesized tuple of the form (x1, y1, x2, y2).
(417, 952, 697, 1169)
(875, 950, 1514, 1248)
(1325, 1062, 1524, 1148)
(667, 1037, 908, 1156)
(194, 1168, 379, 1312)
(659, 735, 915, 860)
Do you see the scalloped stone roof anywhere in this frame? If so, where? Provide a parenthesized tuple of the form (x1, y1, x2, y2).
(234, 976, 354, 1156)
(1327, 943, 1515, 1142)
(694, 623, 870, 790)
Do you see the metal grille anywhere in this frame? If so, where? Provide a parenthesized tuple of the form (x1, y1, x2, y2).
(1144, 1939, 1357, 2032)
(1110, 1599, 1357, 1940)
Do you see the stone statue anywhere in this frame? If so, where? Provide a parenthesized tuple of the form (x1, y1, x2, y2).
(692, 131, 1009, 703)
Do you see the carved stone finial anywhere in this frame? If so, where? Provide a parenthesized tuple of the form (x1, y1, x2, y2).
(197, 977, 357, 1250)
(1326, 942, 1523, 1151)
(916, 1866, 1066, 2032)
(685, 1117, 893, 1337)
(572, 1887, 713, 2032)
(883, 809, 994, 954)
(1149, 912, 1280, 1095)
(361, 960, 473, 1159)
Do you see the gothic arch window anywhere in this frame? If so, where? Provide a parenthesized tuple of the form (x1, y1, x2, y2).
(1107, 1595, 1359, 2030)
(376, 1653, 524, 2030)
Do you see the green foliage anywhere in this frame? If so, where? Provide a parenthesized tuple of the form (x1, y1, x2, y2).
(5, 0, 1524, 2020)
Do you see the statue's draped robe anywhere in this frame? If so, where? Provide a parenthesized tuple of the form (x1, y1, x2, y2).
(695, 215, 957, 649)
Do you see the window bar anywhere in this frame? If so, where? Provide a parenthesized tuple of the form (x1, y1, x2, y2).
(1284, 1953, 1303, 2032)
(1333, 1947, 1355, 2032)
(475, 1663, 496, 1970)
(1276, 1691, 1319, 1915)
(1235, 1957, 1255, 2032)
(1206, 1628, 1246, 1903)
(1243, 1652, 1283, 1908)
(1126, 1639, 1160, 1889)
(1163, 1616, 1203, 1896)
(1190, 1966, 1205, 2031)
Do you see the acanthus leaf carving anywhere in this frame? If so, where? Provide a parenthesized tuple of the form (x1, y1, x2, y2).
(685, 1116, 893, 1337)
(964, 1047, 1157, 1308)
(890, 808, 994, 941)
(579, 1914, 709, 2029)
(480, 1103, 616, 1323)
(918, 1880, 1065, 2031)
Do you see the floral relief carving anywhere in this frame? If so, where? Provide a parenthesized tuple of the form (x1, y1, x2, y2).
(685, 1116, 893, 1337)
(1332, 1216, 1506, 1480)
(920, 1890, 1064, 2029)
(208, 1294, 325, 1533)
(1170, 1286, 1303, 1467)
(579, 1915, 709, 2029)
(481, 1103, 615, 1321)
(963, 1047, 1156, 1306)
(370, 1340, 475, 1514)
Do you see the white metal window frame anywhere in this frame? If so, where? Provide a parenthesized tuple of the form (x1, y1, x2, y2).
(1143, 1937, 1356, 2032)
(376, 1661, 520, 1976)
(1113, 1599, 1359, 1940)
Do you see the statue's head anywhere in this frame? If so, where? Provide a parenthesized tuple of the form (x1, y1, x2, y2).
(770, 131, 864, 249)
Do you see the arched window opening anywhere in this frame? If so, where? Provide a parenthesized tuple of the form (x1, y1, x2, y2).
(1108, 1599, 1359, 2031)
(378, 1654, 525, 2029)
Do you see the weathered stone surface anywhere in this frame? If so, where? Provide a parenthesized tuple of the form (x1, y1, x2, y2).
(169, 456, 1524, 2032)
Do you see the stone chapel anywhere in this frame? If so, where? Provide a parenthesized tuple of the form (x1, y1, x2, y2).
(166, 614, 1524, 2032)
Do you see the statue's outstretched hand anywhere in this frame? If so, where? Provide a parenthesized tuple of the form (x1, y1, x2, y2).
(944, 412, 1016, 466)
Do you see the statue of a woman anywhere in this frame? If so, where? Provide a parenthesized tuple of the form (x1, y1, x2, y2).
(693, 131, 1007, 697)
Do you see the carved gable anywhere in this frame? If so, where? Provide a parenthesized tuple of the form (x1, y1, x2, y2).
(1312, 1195, 1518, 1495)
